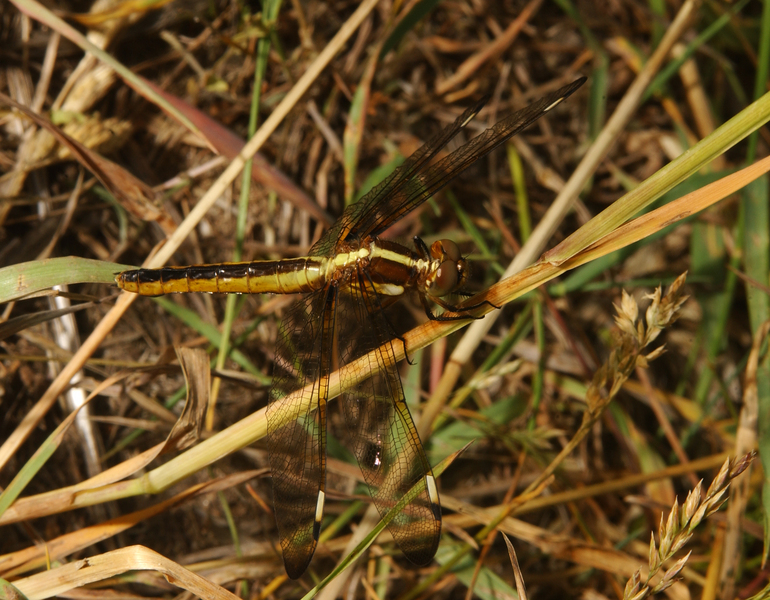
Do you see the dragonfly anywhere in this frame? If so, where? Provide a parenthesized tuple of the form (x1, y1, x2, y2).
(117, 77, 585, 578)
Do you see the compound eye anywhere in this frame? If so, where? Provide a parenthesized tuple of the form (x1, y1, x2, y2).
(430, 260, 459, 297)
(430, 239, 461, 261)
(441, 239, 462, 262)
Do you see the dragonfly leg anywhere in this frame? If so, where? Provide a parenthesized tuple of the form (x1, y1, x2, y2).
(444, 295, 501, 312)
(420, 293, 500, 321)
(419, 293, 473, 321)
(394, 331, 416, 365)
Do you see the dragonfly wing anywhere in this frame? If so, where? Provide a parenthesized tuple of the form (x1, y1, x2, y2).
(334, 275, 441, 564)
(353, 78, 586, 238)
(310, 79, 584, 254)
(267, 288, 336, 579)
(309, 96, 488, 256)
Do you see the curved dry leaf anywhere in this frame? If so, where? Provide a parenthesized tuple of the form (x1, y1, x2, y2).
(0, 92, 176, 234)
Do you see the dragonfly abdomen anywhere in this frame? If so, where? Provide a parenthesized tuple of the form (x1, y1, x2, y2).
(116, 257, 330, 295)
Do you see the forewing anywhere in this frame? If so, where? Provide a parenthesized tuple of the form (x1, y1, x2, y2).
(352, 78, 586, 238)
(309, 96, 488, 256)
(267, 289, 336, 579)
(333, 276, 441, 565)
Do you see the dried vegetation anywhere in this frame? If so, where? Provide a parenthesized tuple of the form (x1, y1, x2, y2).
(0, 0, 769, 599)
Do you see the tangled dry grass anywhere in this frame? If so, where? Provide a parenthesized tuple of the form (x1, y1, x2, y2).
(1, 0, 769, 599)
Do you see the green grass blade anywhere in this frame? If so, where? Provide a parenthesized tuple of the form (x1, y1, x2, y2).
(152, 297, 266, 382)
(547, 88, 770, 263)
(380, 0, 442, 57)
(745, 0, 770, 564)
(0, 258, 129, 303)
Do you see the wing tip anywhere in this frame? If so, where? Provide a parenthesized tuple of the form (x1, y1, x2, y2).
(278, 490, 325, 579)
(284, 557, 312, 580)
(282, 537, 317, 579)
(558, 76, 588, 101)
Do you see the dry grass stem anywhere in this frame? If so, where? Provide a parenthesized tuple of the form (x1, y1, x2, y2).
(1, 1, 767, 598)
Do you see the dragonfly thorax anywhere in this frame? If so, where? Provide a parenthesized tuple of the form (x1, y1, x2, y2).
(360, 237, 467, 301)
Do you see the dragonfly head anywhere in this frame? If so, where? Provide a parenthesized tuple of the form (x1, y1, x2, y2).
(426, 239, 468, 298)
